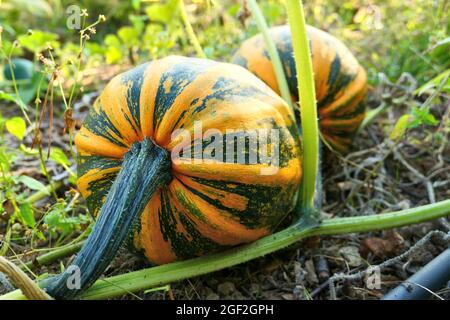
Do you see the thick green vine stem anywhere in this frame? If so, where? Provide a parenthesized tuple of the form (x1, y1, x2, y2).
(75, 199, 450, 299)
(285, 0, 320, 213)
(61, 199, 450, 299)
(42, 138, 172, 299)
(3, 199, 448, 300)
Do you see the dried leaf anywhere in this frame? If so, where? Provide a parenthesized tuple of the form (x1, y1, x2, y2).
(361, 230, 404, 258)
(339, 246, 363, 267)
(237, 1, 251, 26)
(64, 107, 75, 134)
(304, 259, 319, 284)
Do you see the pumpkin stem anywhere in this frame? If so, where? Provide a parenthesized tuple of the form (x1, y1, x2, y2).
(43, 138, 172, 299)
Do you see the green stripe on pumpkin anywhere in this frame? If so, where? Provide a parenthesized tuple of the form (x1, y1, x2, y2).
(159, 190, 226, 260)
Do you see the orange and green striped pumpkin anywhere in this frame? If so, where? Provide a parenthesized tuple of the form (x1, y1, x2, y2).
(232, 25, 368, 153)
(44, 56, 302, 299)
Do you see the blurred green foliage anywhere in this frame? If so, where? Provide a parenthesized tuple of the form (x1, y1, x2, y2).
(1, 0, 448, 85)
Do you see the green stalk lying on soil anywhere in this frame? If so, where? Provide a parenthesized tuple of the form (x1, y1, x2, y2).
(21, 240, 85, 271)
(2, 199, 449, 300)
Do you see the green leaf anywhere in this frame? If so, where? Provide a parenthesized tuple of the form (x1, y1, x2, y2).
(132, 0, 141, 10)
(5, 117, 26, 140)
(19, 201, 35, 228)
(2, 0, 53, 17)
(17, 175, 50, 195)
(145, 0, 179, 23)
(85, 42, 105, 55)
(0, 40, 24, 57)
(19, 144, 39, 156)
(409, 107, 439, 128)
(18, 30, 59, 53)
(0, 90, 29, 112)
(118, 26, 139, 48)
(104, 35, 123, 64)
(104, 34, 121, 47)
(429, 37, 450, 60)
(68, 174, 77, 186)
(44, 202, 90, 238)
(35, 230, 46, 241)
(0, 149, 12, 173)
(390, 114, 411, 141)
(130, 14, 146, 32)
(105, 47, 123, 64)
(35, 272, 49, 281)
(50, 147, 70, 166)
(0, 228, 11, 256)
(415, 69, 450, 96)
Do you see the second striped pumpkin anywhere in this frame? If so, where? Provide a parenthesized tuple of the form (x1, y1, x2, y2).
(232, 25, 368, 152)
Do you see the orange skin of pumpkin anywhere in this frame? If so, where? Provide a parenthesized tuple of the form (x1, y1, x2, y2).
(75, 56, 302, 265)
